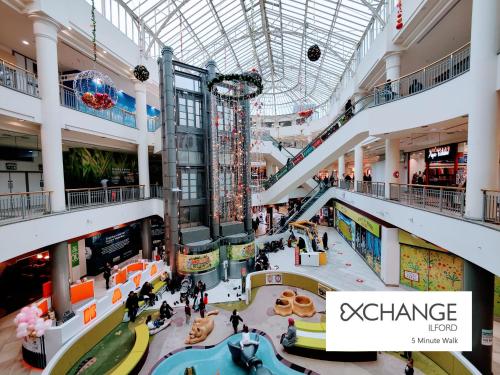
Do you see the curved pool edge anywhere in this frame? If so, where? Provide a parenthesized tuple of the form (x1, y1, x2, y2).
(148, 328, 320, 375)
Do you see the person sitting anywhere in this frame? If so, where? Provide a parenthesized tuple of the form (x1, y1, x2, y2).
(240, 325, 259, 349)
(140, 281, 156, 306)
(297, 237, 306, 251)
(145, 314, 164, 330)
(160, 301, 174, 319)
(280, 318, 297, 348)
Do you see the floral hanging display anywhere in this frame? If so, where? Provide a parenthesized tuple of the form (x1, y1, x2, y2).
(73, 0, 118, 111)
(396, 0, 403, 30)
(133, 65, 150, 82)
(208, 71, 263, 101)
(307, 44, 321, 62)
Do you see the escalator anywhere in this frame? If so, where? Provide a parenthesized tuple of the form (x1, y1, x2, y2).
(255, 95, 373, 205)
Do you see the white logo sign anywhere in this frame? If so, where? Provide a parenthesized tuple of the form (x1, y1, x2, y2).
(326, 291, 471, 351)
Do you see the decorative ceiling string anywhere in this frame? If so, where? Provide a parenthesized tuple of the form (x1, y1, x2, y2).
(91, 0, 97, 64)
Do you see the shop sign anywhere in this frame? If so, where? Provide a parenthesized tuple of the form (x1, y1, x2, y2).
(404, 270, 419, 282)
(177, 249, 220, 273)
(481, 329, 493, 346)
(335, 203, 380, 237)
(425, 143, 457, 162)
(266, 273, 282, 285)
(228, 242, 255, 261)
(70, 242, 79, 267)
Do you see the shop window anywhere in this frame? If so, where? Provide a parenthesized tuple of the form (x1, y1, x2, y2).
(175, 75, 201, 92)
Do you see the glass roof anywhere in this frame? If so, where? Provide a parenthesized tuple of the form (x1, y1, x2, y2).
(98, 0, 385, 116)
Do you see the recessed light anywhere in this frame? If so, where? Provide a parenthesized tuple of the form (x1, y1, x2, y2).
(103, 50, 107, 54)
(22, 40, 29, 45)
(68, 26, 72, 31)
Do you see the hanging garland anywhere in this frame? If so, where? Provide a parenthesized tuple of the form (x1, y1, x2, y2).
(208, 72, 263, 101)
(73, 0, 117, 111)
(307, 44, 321, 62)
(396, 0, 403, 30)
(133, 65, 150, 82)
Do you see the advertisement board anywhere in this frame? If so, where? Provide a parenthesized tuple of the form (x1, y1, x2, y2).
(177, 249, 220, 273)
(335, 202, 380, 237)
(228, 242, 255, 261)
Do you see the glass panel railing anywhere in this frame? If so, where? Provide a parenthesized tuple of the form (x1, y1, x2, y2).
(374, 43, 470, 105)
(0, 191, 51, 222)
(148, 116, 161, 132)
(483, 190, 500, 224)
(59, 85, 137, 128)
(0, 59, 39, 97)
(66, 185, 145, 210)
(262, 94, 374, 190)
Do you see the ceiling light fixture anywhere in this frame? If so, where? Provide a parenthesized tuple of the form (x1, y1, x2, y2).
(103, 50, 107, 54)
(22, 40, 29, 45)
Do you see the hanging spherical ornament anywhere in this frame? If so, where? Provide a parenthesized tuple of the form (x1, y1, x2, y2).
(133, 65, 150, 82)
(307, 44, 321, 62)
(73, 70, 118, 110)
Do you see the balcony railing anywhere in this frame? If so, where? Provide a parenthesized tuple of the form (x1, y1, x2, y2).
(0, 191, 52, 222)
(0, 59, 39, 97)
(59, 85, 136, 128)
(66, 185, 145, 210)
(483, 190, 500, 224)
(389, 183, 465, 217)
(374, 43, 470, 105)
(148, 116, 161, 132)
(356, 181, 385, 198)
(150, 184, 163, 198)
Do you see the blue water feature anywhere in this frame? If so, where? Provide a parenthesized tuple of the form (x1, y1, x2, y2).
(152, 333, 303, 375)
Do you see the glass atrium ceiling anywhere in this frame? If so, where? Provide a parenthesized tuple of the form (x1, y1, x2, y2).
(94, 0, 386, 116)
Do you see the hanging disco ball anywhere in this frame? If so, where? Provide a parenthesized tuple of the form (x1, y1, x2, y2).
(307, 44, 321, 62)
(133, 65, 150, 82)
(73, 70, 118, 110)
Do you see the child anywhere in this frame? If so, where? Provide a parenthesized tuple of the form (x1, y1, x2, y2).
(184, 299, 191, 325)
(239, 325, 259, 349)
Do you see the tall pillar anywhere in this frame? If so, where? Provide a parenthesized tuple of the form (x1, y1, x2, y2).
(465, 0, 500, 219)
(462, 261, 494, 374)
(159, 46, 178, 274)
(141, 218, 152, 260)
(385, 138, 400, 198)
(50, 241, 72, 322)
(134, 81, 150, 198)
(31, 16, 65, 211)
(354, 144, 364, 183)
(338, 155, 345, 179)
(385, 52, 401, 81)
(206, 60, 220, 239)
(242, 86, 253, 234)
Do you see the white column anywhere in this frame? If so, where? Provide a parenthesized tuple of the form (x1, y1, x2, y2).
(465, 0, 500, 219)
(380, 227, 400, 286)
(385, 52, 401, 81)
(266, 162, 275, 178)
(31, 16, 66, 211)
(354, 144, 364, 183)
(338, 155, 345, 179)
(385, 138, 400, 198)
(134, 81, 150, 198)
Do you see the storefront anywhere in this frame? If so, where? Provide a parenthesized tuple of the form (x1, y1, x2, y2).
(408, 142, 467, 187)
(334, 202, 382, 276)
(399, 230, 463, 291)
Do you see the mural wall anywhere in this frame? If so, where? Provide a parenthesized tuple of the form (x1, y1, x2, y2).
(399, 230, 463, 291)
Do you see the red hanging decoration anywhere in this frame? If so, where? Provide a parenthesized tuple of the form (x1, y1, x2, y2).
(396, 0, 403, 30)
(298, 108, 314, 119)
(393, 171, 400, 178)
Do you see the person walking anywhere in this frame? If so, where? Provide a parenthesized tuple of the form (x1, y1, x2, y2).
(198, 299, 206, 318)
(184, 299, 192, 325)
(278, 141, 283, 151)
(322, 232, 328, 250)
(103, 262, 112, 289)
(126, 291, 139, 322)
(229, 309, 244, 334)
(404, 358, 414, 375)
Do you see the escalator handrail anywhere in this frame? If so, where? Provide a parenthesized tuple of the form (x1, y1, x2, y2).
(263, 95, 374, 189)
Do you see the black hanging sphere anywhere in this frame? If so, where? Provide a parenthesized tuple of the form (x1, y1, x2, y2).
(307, 44, 321, 62)
(133, 65, 150, 82)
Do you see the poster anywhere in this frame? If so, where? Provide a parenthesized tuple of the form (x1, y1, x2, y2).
(265, 273, 282, 285)
(228, 242, 255, 261)
(335, 211, 355, 245)
(85, 223, 141, 275)
(70, 242, 79, 267)
(177, 249, 220, 273)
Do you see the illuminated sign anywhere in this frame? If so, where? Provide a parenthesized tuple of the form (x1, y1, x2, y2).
(425, 144, 456, 162)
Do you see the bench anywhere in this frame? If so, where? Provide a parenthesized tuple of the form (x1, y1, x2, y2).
(295, 336, 326, 350)
(109, 324, 149, 375)
(124, 278, 166, 318)
(294, 320, 325, 333)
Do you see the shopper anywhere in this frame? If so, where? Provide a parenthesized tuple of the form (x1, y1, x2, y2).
(103, 262, 112, 290)
(278, 141, 283, 151)
(404, 358, 414, 375)
(184, 299, 192, 325)
(280, 318, 297, 348)
(384, 79, 394, 101)
(322, 232, 328, 250)
(344, 99, 353, 120)
(126, 291, 139, 322)
(198, 299, 206, 318)
(140, 281, 156, 306)
(417, 171, 424, 185)
(229, 309, 244, 334)
(160, 301, 174, 319)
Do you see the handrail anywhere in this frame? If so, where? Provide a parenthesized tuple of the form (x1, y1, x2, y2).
(262, 133, 295, 158)
(65, 184, 144, 192)
(0, 58, 37, 75)
(373, 42, 471, 90)
(0, 58, 39, 97)
(0, 190, 52, 197)
(390, 183, 465, 191)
